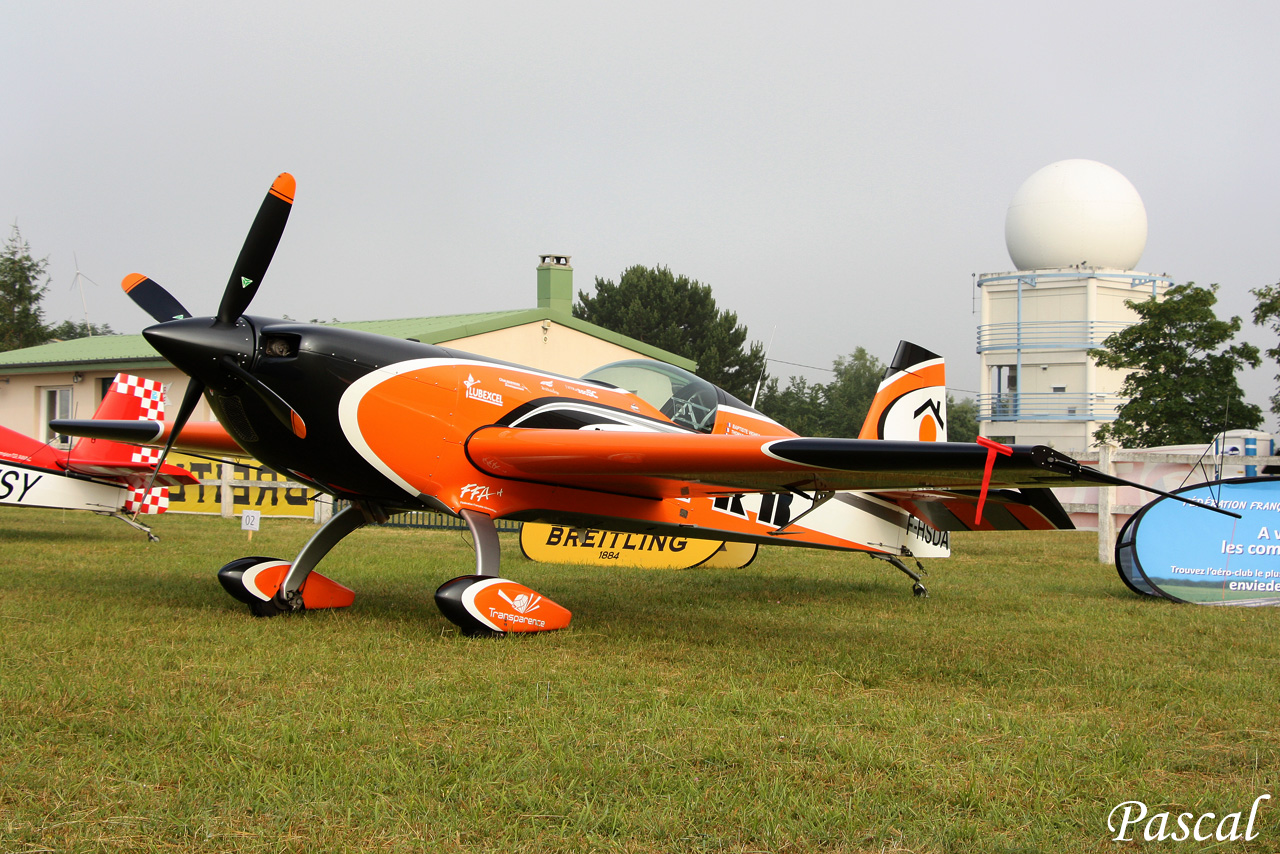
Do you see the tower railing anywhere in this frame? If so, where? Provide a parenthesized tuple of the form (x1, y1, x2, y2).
(977, 392, 1125, 421)
(976, 320, 1131, 352)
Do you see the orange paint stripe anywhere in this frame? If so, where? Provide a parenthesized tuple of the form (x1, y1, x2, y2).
(268, 172, 296, 204)
(121, 272, 147, 293)
(156, 420, 247, 455)
(467, 428, 800, 477)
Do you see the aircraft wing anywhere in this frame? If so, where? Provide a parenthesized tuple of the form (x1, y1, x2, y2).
(60, 459, 198, 488)
(465, 428, 1097, 496)
(49, 419, 245, 457)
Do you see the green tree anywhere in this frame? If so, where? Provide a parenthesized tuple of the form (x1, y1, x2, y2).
(575, 265, 766, 402)
(1250, 279, 1280, 418)
(755, 374, 824, 436)
(756, 348, 885, 436)
(948, 395, 979, 443)
(1091, 282, 1262, 447)
(0, 225, 51, 351)
(816, 348, 884, 436)
(46, 319, 114, 340)
(758, 355, 979, 441)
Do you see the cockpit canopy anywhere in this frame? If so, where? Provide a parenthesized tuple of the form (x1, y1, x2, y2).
(582, 359, 755, 433)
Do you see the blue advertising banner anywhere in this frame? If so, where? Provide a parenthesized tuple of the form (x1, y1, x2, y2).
(1116, 477, 1280, 606)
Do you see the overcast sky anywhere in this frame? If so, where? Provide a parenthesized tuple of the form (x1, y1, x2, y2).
(4, 2, 1278, 421)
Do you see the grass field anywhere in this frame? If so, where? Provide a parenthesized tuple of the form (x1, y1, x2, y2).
(1, 507, 1277, 853)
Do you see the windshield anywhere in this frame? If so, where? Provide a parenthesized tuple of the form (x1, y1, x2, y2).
(582, 360, 719, 433)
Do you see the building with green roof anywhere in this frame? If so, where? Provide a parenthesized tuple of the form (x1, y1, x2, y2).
(0, 256, 694, 441)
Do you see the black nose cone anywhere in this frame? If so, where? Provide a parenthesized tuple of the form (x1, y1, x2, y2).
(143, 317, 255, 380)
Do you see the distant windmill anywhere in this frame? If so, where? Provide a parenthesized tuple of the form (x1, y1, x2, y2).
(68, 253, 102, 336)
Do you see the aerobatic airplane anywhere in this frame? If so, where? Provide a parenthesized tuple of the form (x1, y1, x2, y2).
(2, 373, 195, 538)
(53, 173, 1218, 634)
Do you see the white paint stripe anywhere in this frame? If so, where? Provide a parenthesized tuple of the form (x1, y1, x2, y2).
(338, 358, 658, 497)
(459, 576, 513, 633)
(717, 404, 786, 429)
(241, 560, 291, 602)
(876, 357, 944, 391)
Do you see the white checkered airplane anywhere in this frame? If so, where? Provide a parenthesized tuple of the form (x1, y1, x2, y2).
(0, 374, 195, 538)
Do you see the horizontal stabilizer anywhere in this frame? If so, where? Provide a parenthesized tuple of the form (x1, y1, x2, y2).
(466, 428, 1097, 497)
(51, 419, 244, 456)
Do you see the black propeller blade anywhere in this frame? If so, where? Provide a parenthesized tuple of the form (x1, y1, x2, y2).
(216, 173, 295, 325)
(122, 273, 192, 322)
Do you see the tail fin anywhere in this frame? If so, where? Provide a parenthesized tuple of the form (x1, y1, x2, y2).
(65, 374, 193, 513)
(858, 341, 947, 442)
(71, 374, 166, 467)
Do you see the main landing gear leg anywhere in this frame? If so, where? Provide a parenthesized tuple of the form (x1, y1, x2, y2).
(436, 510, 573, 636)
(106, 511, 159, 542)
(270, 502, 374, 613)
(461, 509, 501, 576)
(868, 551, 929, 598)
(218, 501, 371, 616)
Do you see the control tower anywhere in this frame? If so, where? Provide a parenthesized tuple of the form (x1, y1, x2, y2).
(977, 160, 1171, 453)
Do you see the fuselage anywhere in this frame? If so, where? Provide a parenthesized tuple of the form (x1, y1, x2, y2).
(152, 314, 944, 558)
(182, 316, 784, 505)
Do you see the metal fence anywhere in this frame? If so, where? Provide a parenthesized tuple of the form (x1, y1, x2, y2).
(1057, 448, 1280, 564)
(383, 509, 523, 533)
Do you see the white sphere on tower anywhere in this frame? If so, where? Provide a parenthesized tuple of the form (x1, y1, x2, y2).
(1004, 159, 1147, 271)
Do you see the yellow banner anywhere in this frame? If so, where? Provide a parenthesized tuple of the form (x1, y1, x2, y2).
(520, 523, 757, 569)
(164, 453, 314, 518)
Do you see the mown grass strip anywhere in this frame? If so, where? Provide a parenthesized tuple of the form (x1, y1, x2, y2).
(0, 508, 1276, 852)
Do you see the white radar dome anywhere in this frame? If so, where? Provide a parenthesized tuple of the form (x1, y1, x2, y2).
(1004, 160, 1147, 271)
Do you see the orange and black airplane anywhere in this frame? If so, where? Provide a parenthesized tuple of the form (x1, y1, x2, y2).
(52, 173, 1221, 634)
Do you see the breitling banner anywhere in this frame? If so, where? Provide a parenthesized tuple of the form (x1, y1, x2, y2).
(1116, 477, 1280, 606)
(163, 452, 315, 518)
(520, 523, 759, 569)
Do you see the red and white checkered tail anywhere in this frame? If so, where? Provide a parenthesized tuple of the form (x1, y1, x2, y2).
(71, 373, 168, 467)
(103, 373, 167, 422)
(125, 486, 169, 515)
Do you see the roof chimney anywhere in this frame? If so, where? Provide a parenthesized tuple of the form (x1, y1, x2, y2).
(536, 254, 573, 315)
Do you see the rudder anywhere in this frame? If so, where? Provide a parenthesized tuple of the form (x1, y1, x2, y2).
(65, 374, 192, 513)
(858, 341, 947, 442)
(71, 374, 166, 466)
